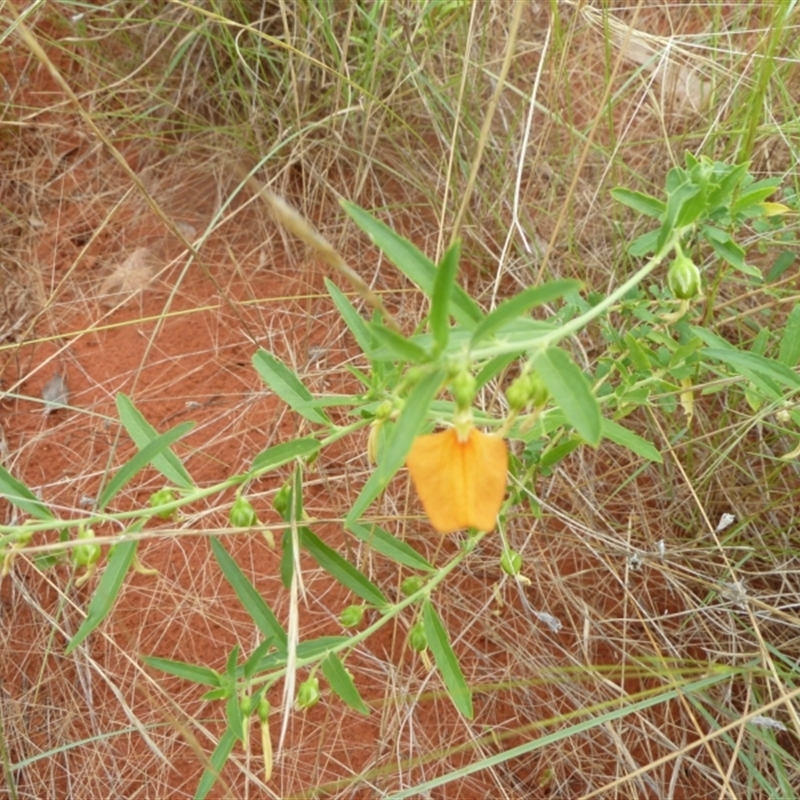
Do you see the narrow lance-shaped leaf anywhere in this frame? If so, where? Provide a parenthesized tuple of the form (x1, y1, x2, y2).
(429, 239, 461, 355)
(98, 421, 194, 510)
(252, 350, 330, 425)
(250, 438, 321, 472)
(194, 727, 237, 800)
(142, 656, 221, 687)
(65, 530, 141, 655)
(117, 394, 194, 489)
(325, 277, 373, 354)
(0, 465, 56, 520)
(341, 201, 482, 327)
(301, 528, 387, 608)
(321, 652, 370, 715)
(470, 279, 581, 347)
(210, 537, 288, 652)
(533, 347, 601, 446)
(422, 598, 473, 719)
(345, 368, 444, 528)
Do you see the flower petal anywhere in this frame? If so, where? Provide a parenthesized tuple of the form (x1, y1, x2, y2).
(406, 428, 507, 534)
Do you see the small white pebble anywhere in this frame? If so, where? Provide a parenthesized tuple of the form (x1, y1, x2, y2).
(42, 373, 69, 414)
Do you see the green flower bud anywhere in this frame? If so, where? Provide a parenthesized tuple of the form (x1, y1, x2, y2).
(257, 697, 270, 724)
(667, 253, 701, 300)
(240, 695, 253, 716)
(450, 371, 476, 410)
(273, 482, 291, 518)
(527, 372, 549, 409)
(149, 488, 177, 520)
(505, 375, 531, 411)
(500, 549, 522, 576)
(400, 575, 425, 596)
(230, 496, 258, 528)
(339, 604, 365, 628)
(375, 399, 393, 420)
(296, 676, 320, 710)
(73, 527, 101, 567)
(408, 622, 427, 652)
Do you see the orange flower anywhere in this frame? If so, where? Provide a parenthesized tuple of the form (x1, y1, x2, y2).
(406, 427, 508, 534)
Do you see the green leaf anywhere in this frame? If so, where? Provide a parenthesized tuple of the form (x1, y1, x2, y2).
(533, 348, 601, 446)
(348, 523, 434, 572)
(601, 419, 662, 463)
(345, 368, 444, 528)
(116, 394, 194, 490)
(767, 251, 796, 283)
(142, 656, 221, 687)
(470, 280, 581, 347)
(321, 653, 370, 715)
(251, 438, 321, 472)
(301, 528, 387, 608)
(295, 636, 350, 659)
(210, 537, 288, 652)
(0, 465, 56, 520)
(252, 350, 330, 426)
(731, 178, 781, 214)
(325, 278, 373, 354)
(430, 240, 461, 354)
(702, 348, 800, 395)
(422, 599, 472, 719)
(65, 531, 140, 655)
(226, 685, 244, 743)
(658, 181, 700, 249)
(611, 188, 666, 218)
(778, 304, 800, 367)
(628, 228, 660, 257)
(98, 421, 194, 511)
(194, 727, 237, 800)
(341, 201, 482, 327)
(367, 323, 429, 363)
(702, 229, 760, 277)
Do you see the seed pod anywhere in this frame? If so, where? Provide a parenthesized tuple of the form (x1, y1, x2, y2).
(401, 576, 425, 596)
(73, 527, 101, 567)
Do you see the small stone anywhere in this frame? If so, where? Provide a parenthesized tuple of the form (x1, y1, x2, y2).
(42, 372, 69, 414)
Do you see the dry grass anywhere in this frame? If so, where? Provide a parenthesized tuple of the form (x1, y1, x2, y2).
(2, 2, 800, 799)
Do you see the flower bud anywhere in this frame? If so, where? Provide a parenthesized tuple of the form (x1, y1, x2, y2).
(296, 676, 320, 710)
(408, 622, 427, 652)
(450, 371, 476, 410)
(667, 252, 701, 300)
(400, 575, 425, 596)
(149, 488, 176, 520)
(273, 482, 291, 518)
(73, 527, 101, 567)
(230, 496, 258, 528)
(500, 549, 522, 576)
(339, 604, 365, 628)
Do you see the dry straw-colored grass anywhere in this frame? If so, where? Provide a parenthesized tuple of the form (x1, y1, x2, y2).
(1, 2, 799, 798)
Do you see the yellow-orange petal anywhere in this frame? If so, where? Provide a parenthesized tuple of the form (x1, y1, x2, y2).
(406, 428, 508, 534)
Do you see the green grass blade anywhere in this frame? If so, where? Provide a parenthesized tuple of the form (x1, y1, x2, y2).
(116, 394, 194, 490)
(65, 534, 139, 655)
(422, 598, 472, 719)
(301, 528, 387, 608)
(778, 303, 800, 367)
(252, 350, 330, 426)
(210, 537, 288, 652)
(321, 652, 370, 715)
(98, 421, 194, 511)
